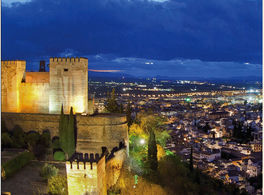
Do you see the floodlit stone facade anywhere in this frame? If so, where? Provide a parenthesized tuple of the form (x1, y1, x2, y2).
(66, 156, 106, 195)
(1, 57, 88, 114)
(66, 148, 127, 195)
(1, 60, 26, 112)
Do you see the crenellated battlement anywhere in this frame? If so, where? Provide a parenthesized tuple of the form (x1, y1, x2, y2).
(66, 161, 98, 170)
(1, 60, 26, 65)
(71, 152, 101, 163)
(49, 57, 88, 63)
(68, 142, 126, 166)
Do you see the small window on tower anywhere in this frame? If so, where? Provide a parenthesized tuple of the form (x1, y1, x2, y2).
(64, 68, 68, 72)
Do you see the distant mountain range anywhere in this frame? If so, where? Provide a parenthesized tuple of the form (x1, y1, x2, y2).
(89, 71, 262, 83)
(88, 71, 134, 79)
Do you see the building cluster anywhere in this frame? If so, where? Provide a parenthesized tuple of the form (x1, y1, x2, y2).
(92, 83, 262, 195)
(161, 96, 262, 194)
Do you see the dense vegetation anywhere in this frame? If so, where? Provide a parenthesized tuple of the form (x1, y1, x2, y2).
(47, 175, 67, 195)
(111, 112, 246, 195)
(1, 106, 76, 162)
(2, 151, 34, 179)
(232, 119, 254, 143)
(2, 122, 51, 160)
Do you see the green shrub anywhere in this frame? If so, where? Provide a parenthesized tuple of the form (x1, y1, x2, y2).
(48, 175, 67, 195)
(53, 151, 65, 161)
(2, 151, 34, 179)
(1, 120, 8, 133)
(25, 132, 40, 149)
(39, 131, 51, 148)
(12, 125, 25, 147)
(52, 138, 60, 150)
(40, 163, 58, 180)
(2, 133, 13, 148)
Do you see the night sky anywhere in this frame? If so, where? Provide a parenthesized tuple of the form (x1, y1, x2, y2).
(2, 0, 262, 78)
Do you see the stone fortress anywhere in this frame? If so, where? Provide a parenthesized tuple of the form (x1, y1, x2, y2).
(2, 57, 88, 114)
(1, 58, 128, 195)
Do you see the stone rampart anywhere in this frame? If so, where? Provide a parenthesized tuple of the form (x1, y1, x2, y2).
(2, 113, 129, 149)
(76, 114, 129, 154)
(2, 112, 60, 137)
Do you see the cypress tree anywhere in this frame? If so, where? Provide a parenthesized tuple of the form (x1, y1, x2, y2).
(59, 105, 67, 156)
(59, 105, 75, 160)
(105, 88, 119, 113)
(189, 146, 193, 171)
(148, 130, 158, 171)
(119, 102, 124, 113)
(126, 102, 132, 128)
(67, 107, 75, 159)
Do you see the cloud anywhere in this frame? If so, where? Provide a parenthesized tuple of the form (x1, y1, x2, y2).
(21, 53, 261, 78)
(1, 0, 262, 78)
(2, 0, 31, 7)
(85, 54, 262, 78)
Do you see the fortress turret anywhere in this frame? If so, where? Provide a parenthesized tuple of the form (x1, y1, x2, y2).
(1, 60, 26, 112)
(49, 57, 88, 114)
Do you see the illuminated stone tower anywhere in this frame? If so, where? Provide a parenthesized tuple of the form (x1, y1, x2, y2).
(1, 60, 26, 112)
(49, 57, 88, 114)
(66, 155, 107, 195)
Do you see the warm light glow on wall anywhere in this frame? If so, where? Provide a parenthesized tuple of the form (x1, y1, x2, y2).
(73, 95, 85, 113)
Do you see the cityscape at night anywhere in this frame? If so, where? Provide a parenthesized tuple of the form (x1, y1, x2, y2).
(1, 0, 262, 195)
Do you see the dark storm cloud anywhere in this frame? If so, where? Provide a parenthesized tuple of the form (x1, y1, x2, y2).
(2, 0, 262, 77)
(85, 55, 261, 78)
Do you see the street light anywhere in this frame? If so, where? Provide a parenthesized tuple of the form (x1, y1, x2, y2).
(140, 139, 145, 145)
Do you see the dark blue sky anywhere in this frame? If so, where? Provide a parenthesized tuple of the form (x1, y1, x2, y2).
(2, 0, 262, 78)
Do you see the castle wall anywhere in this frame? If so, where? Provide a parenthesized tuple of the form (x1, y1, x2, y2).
(2, 113, 60, 138)
(97, 156, 107, 195)
(19, 83, 50, 113)
(76, 114, 129, 154)
(66, 156, 106, 195)
(1, 60, 26, 112)
(49, 57, 88, 114)
(25, 72, 49, 83)
(105, 149, 127, 189)
(1, 113, 129, 149)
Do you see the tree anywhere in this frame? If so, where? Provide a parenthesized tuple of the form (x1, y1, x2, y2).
(148, 130, 158, 171)
(203, 122, 210, 133)
(189, 146, 193, 171)
(2, 133, 12, 148)
(39, 130, 51, 148)
(66, 107, 75, 159)
(119, 102, 124, 113)
(25, 131, 40, 151)
(59, 105, 75, 160)
(126, 102, 133, 128)
(59, 105, 67, 156)
(12, 125, 25, 148)
(244, 100, 247, 105)
(105, 88, 120, 113)
(1, 120, 8, 133)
